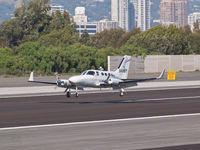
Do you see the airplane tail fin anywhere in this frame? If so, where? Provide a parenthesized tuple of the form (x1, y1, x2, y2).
(114, 55, 132, 79)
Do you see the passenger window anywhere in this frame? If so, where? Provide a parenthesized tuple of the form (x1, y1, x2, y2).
(105, 73, 107, 76)
(101, 72, 104, 76)
(111, 74, 115, 77)
(96, 71, 99, 76)
(87, 71, 95, 76)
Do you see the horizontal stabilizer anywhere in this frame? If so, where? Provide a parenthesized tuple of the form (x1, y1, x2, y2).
(28, 72, 56, 85)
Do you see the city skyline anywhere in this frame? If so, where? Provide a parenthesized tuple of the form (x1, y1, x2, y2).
(111, 0, 135, 31)
(160, 0, 188, 27)
(0, 0, 200, 30)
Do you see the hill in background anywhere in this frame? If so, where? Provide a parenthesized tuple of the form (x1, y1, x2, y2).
(0, 0, 200, 25)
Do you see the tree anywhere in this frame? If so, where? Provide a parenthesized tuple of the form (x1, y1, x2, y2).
(188, 33, 200, 54)
(79, 30, 90, 46)
(193, 20, 200, 34)
(128, 25, 189, 55)
(183, 24, 192, 35)
(117, 27, 141, 48)
(90, 28, 125, 48)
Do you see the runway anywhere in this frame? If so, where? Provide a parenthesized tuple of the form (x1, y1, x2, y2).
(1, 87, 200, 128)
(1, 87, 200, 149)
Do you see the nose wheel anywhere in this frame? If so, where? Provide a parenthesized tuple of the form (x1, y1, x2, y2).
(65, 87, 79, 98)
(65, 88, 71, 98)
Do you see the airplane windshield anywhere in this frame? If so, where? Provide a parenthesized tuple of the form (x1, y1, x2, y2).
(87, 71, 95, 76)
(81, 71, 87, 75)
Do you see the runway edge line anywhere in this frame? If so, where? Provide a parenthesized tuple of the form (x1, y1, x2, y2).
(1, 113, 200, 131)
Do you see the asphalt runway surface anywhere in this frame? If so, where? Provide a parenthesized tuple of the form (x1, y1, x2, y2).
(1, 87, 200, 149)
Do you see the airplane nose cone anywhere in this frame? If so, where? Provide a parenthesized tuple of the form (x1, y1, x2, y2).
(69, 76, 79, 84)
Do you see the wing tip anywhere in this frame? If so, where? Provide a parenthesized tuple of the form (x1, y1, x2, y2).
(29, 71, 34, 82)
(157, 69, 165, 79)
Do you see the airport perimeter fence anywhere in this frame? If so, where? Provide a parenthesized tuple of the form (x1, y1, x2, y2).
(108, 55, 200, 73)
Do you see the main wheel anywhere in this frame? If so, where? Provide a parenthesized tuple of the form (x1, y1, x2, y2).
(120, 88, 124, 97)
(66, 91, 71, 98)
(75, 92, 79, 97)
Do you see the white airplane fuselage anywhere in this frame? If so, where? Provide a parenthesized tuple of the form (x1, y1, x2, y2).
(67, 70, 123, 88)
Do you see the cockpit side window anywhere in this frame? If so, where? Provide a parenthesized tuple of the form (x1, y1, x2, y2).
(87, 71, 95, 76)
(96, 71, 99, 76)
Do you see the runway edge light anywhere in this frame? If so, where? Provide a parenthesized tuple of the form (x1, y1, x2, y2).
(167, 71, 176, 80)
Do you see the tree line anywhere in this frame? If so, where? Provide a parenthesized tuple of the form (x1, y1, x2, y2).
(0, 0, 200, 75)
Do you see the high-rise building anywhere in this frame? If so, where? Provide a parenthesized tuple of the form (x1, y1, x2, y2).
(137, 0, 151, 31)
(76, 22, 97, 35)
(111, 0, 119, 22)
(119, 0, 129, 31)
(97, 19, 119, 32)
(73, 7, 87, 23)
(111, 0, 135, 31)
(188, 12, 200, 30)
(130, 0, 138, 26)
(73, 7, 97, 35)
(160, 0, 188, 27)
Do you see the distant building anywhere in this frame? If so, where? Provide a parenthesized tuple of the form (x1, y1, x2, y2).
(188, 12, 200, 30)
(73, 7, 97, 35)
(111, 0, 119, 22)
(130, 0, 138, 26)
(50, 4, 65, 14)
(73, 7, 87, 23)
(160, 0, 188, 27)
(137, 0, 151, 31)
(111, 0, 135, 31)
(97, 19, 119, 32)
(76, 22, 97, 35)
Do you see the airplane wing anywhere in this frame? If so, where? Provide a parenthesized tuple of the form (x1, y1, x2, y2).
(119, 69, 165, 88)
(28, 72, 57, 85)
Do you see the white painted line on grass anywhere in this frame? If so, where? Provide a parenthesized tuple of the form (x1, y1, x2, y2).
(1, 113, 200, 131)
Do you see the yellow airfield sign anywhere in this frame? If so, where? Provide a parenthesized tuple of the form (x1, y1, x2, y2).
(167, 71, 176, 80)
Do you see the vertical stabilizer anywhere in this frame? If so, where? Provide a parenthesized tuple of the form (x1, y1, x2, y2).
(114, 55, 131, 79)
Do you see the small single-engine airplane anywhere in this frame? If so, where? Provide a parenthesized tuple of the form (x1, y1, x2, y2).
(28, 55, 165, 97)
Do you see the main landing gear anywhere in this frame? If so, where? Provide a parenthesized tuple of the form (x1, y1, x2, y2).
(65, 87, 79, 98)
(120, 88, 124, 97)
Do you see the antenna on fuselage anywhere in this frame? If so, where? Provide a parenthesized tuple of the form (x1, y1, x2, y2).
(99, 66, 104, 71)
(54, 72, 60, 81)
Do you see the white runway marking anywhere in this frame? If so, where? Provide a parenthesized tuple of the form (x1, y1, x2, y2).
(1, 113, 200, 131)
(126, 95, 200, 103)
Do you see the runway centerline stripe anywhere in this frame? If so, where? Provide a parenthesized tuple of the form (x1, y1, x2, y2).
(0, 113, 200, 131)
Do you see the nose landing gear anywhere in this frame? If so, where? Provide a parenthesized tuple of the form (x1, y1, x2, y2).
(65, 87, 79, 98)
(65, 88, 71, 98)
